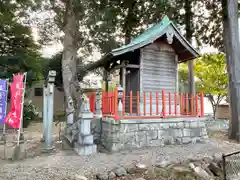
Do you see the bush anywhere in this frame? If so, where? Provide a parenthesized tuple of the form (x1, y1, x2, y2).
(23, 101, 39, 128)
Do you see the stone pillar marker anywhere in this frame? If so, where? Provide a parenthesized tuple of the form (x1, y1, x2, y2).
(43, 70, 56, 151)
(95, 88, 102, 119)
(74, 94, 97, 155)
(42, 85, 48, 141)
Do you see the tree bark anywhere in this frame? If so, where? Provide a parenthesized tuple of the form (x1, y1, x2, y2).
(123, 0, 137, 44)
(120, 0, 137, 89)
(185, 0, 195, 112)
(222, 0, 240, 140)
(62, 0, 79, 120)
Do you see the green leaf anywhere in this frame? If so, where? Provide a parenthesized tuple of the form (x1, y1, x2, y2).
(179, 53, 228, 97)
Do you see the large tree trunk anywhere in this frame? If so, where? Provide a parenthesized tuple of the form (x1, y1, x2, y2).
(185, 0, 195, 112)
(119, 0, 137, 89)
(62, 0, 79, 123)
(222, 0, 240, 140)
(123, 0, 137, 44)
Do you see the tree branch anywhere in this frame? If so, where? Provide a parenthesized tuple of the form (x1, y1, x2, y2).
(0, 63, 15, 71)
(77, 54, 111, 80)
(216, 94, 224, 105)
(207, 94, 217, 119)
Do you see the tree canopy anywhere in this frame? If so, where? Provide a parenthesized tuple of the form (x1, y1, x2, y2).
(2, 0, 235, 116)
(0, 0, 43, 86)
(195, 54, 228, 96)
(179, 53, 228, 117)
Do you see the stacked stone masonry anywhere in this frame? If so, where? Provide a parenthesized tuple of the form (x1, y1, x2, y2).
(91, 117, 208, 152)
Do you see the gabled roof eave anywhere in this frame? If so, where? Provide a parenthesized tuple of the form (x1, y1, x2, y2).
(110, 25, 200, 60)
(104, 15, 201, 62)
(111, 26, 169, 56)
(171, 23, 200, 58)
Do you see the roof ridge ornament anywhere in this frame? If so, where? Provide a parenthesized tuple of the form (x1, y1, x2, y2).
(166, 27, 174, 44)
(161, 15, 170, 24)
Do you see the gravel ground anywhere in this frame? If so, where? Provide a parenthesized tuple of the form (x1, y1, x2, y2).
(0, 121, 239, 180)
(0, 139, 240, 180)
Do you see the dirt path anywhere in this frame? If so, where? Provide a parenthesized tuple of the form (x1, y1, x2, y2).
(0, 122, 63, 160)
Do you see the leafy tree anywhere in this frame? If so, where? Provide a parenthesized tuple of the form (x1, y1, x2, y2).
(29, 0, 180, 115)
(0, 0, 43, 87)
(28, 0, 236, 117)
(85, 0, 238, 53)
(42, 53, 63, 90)
(42, 51, 102, 91)
(85, 0, 180, 53)
(178, 64, 188, 93)
(179, 53, 228, 118)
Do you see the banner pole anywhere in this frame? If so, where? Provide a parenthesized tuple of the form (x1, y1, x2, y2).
(3, 79, 9, 136)
(17, 72, 27, 146)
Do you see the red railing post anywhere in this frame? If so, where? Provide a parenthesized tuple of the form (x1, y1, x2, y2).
(168, 92, 171, 115)
(94, 92, 96, 113)
(174, 92, 177, 115)
(156, 92, 159, 115)
(137, 91, 140, 115)
(144, 92, 146, 116)
(180, 93, 184, 114)
(122, 91, 125, 116)
(112, 90, 115, 114)
(102, 89, 104, 115)
(200, 92, 204, 117)
(185, 93, 188, 115)
(88, 92, 96, 113)
(179, 93, 182, 114)
(195, 95, 198, 116)
(109, 91, 112, 114)
(150, 92, 152, 115)
(191, 94, 194, 115)
(130, 90, 132, 114)
(162, 90, 166, 117)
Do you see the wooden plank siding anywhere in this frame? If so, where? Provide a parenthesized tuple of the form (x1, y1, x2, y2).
(140, 41, 177, 105)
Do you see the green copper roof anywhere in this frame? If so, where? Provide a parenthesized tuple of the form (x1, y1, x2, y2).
(109, 15, 200, 60)
(112, 16, 171, 54)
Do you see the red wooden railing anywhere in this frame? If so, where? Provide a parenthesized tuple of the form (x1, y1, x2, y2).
(101, 89, 204, 120)
(88, 92, 96, 113)
(88, 89, 204, 120)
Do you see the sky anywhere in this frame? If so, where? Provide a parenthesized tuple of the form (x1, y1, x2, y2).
(41, 43, 63, 58)
(38, 10, 240, 60)
(41, 41, 218, 58)
(39, 21, 221, 59)
(39, 35, 219, 82)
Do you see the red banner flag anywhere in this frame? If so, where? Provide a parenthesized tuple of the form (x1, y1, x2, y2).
(5, 74, 24, 128)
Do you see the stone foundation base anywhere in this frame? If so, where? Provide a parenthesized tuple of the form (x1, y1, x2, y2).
(91, 117, 208, 152)
(74, 142, 97, 155)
